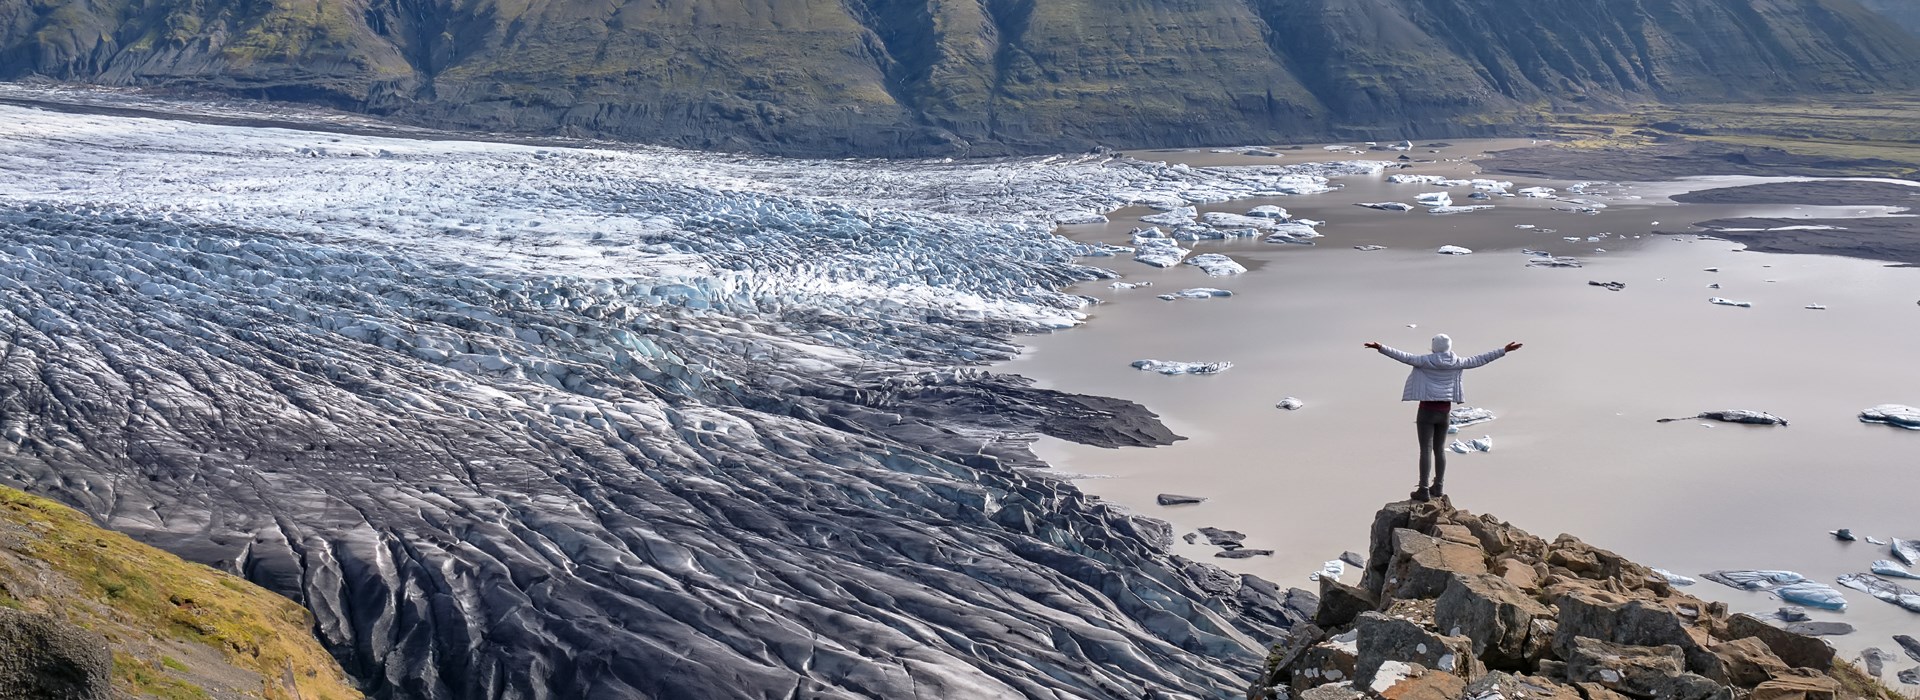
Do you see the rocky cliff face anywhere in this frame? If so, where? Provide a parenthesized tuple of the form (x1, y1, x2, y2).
(1858, 0, 1920, 38)
(1250, 499, 1897, 700)
(3, 0, 1918, 156)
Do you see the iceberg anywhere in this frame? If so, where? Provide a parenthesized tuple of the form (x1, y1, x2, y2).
(1518, 187, 1557, 197)
(1276, 397, 1304, 411)
(1132, 360, 1233, 376)
(1353, 245, 1386, 251)
(1200, 211, 1278, 229)
(1110, 281, 1153, 290)
(1428, 205, 1494, 215)
(1652, 569, 1697, 586)
(1141, 207, 1197, 226)
(1658, 410, 1788, 426)
(1895, 539, 1920, 566)
(1708, 297, 1753, 308)
(1527, 255, 1582, 268)
(1704, 570, 1807, 590)
(1245, 205, 1289, 219)
(1447, 440, 1470, 454)
(1776, 582, 1848, 611)
(1469, 436, 1492, 452)
(1589, 281, 1626, 292)
(1387, 174, 1446, 185)
(1355, 202, 1414, 211)
(1053, 211, 1109, 225)
(1872, 561, 1920, 580)
(1158, 288, 1232, 301)
(1450, 406, 1496, 427)
(1261, 222, 1324, 245)
(1184, 254, 1246, 276)
(1837, 573, 1920, 612)
(1134, 238, 1189, 268)
(1415, 192, 1453, 207)
(1860, 404, 1920, 430)
(1436, 245, 1473, 255)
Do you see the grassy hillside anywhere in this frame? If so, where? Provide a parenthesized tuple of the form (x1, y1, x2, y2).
(0, 486, 360, 700)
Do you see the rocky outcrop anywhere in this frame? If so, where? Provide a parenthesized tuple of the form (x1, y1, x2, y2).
(0, 608, 111, 700)
(3, 0, 1919, 156)
(1250, 500, 1897, 700)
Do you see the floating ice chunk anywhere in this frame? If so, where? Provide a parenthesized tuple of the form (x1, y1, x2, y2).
(1777, 582, 1848, 611)
(1436, 245, 1473, 255)
(1805, 304, 1827, 310)
(1873, 561, 1920, 580)
(1471, 179, 1513, 190)
(1515, 224, 1536, 229)
(1518, 187, 1557, 197)
(1110, 281, 1153, 290)
(1169, 225, 1258, 241)
(1276, 397, 1304, 411)
(1157, 288, 1232, 301)
(1200, 211, 1277, 229)
(1387, 174, 1447, 185)
(1132, 360, 1232, 375)
(1868, 536, 1889, 546)
(1141, 207, 1197, 226)
(1323, 144, 1350, 151)
(1589, 281, 1626, 292)
(1438, 179, 1471, 187)
(1469, 436, 1492, 452)
(1895, 539, 1920, 566)
(1353, 245, 1387, 251)
(1708, 297, 1752, 308)
(1658, 410, 1788, 426)
(1860, 405, 1920, 431)
(1320, 560, 1345, 579)
(1447, 440, 1470, 454)
(1184, 253, 1246, 276)
(1429, 205, 1493, 215)
(1053, 211, 1109, 225)
(1527, 255, 1582, 268)
(1837, 573, 1920, 612)
(1131, 227, 1168, 243)
(1245, 205, 1289, 219)
(1704, 570, 1807, 590)
(1416, 192, 1453, 207)
(1450, 406, 1496, 427)
(1652, 569, 1697, 586)
(1354, 202, 1414, 211)
(1261, 222, 1323, 245)
(1133, 238, 1189, 268)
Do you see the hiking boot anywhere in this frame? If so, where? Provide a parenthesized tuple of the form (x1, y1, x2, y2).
(1409, 486, 1431, 502)
(1429, 483, 1445, 499)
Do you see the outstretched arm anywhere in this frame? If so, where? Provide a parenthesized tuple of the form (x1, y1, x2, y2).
(1457, 342, 1523, 369)
(1363, 341, 1423, 366)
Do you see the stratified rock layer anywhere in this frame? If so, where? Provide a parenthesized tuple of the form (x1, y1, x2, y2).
(3, 0, 1918, 155)
(1249, 500, 1895, 700)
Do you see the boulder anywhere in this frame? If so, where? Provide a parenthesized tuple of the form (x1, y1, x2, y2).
(1156, 493, 1206, 506)
(1292, 630, 1359, 691)
(1383, 529, 1488, 600)
(1562, 636, 1727, 700)
(1374, 669, 1465, 699)
(1709, 637, 1791, 687)
(1433, 572, 1552, 668)
(1298, 685, 1366, 700)
(0, 608, 112, 700)
(1462, 671, 1584, 700)
(1352, 612, 1480, 689)
(1726, 613, 1834, 671)
(1315, 577, 1379, 629)
(1553, 590, 1718, 678)
(1492, 557, 1542, 591)
(1748, 673, 1839, 700)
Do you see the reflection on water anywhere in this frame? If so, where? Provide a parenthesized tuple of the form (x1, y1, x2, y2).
(1003, 141, 1920, 660)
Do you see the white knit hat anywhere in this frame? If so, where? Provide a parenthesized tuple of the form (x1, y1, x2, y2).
(1431, 334, 1452, 353)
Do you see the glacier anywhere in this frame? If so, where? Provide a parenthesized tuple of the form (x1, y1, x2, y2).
(0, 100, 1381, 699)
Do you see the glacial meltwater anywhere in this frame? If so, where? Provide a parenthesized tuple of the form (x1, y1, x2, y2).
(1002, 141, 1920, 661)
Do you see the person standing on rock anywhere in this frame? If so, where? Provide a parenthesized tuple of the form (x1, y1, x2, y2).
(1363, 334, 1522, 502)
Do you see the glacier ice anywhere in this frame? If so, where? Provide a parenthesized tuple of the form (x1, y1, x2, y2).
(1860, 404, 1920, 430)
(1355, 202, 1414, 211)
(0, 99, 1355, 700)
(1872, 561, 1920, 580)
(1132, 360, 1234, 376)
(1776, 582, 1848, 611)
(1837, 574, 1920, 612)
(1652, 569, 1697, 586)
(1709, 297, 1753, 308)
(1428, 205, 1493, 215)
(1436, 245, 1473, 255)
(1134, 238, 1190, 268)
(1158, 288, 1233, 301)
(1704, 570, 1806, 590)
(1142, 207, 1199, 226)
(1416, 192, 1453, 207)
(1276, 397, 1304, 411)
(1245, 205, 1289, 219)
(1185, 253, 1247, 276)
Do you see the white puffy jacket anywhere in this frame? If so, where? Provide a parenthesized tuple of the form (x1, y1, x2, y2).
(1378, 334, 1507, 402)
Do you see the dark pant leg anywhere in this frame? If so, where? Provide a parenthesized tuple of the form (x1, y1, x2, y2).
(1429, 422, 1448, 487)
(1415, 419, 1434, 488)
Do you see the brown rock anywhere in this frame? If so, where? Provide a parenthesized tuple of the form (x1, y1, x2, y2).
(1377, 669, 1467, 699)
(1299, 685, 1367, 700)
(1462, 671, 1584, 699)
(1493, 557, 1542, 591)
(1316, 577, 1379, 630)
(1562, 636, 1727, 700)
(1291, 630, 1360, 692)
(1574, 681, 1634, 700)
(1352, 612, 1481, 688)
(1726, 613, 1835, 672)
(1553, 591, 1719, 678)
(1749, 673, 1839, 700)
(1384, 529, 1488, 600)
(1434, 572, 1552, 669)
(1710, 637, 1791, 687)
(1434, 523, 1479, 547)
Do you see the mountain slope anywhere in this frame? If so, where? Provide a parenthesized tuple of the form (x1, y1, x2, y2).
(0, 486, 362, 700)
(3, 0, 1918, 155)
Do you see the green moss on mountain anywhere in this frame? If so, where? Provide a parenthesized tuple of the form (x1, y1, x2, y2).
(2, 0, 1917, 155)
(0, 486, 361, 700)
